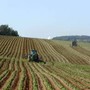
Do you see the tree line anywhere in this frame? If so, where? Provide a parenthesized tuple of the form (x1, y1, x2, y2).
(0, 25, 19, 36)
(53, 35, 90, 42)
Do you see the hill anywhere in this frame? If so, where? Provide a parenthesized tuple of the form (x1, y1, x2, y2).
(0, 35, 90, 90)
(53, 35, 90, 42)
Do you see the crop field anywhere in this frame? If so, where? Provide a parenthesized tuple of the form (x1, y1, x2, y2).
(0, 35, 90, 90)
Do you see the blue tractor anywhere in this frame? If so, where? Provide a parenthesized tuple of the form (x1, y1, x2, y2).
(28, 50, 39, 62)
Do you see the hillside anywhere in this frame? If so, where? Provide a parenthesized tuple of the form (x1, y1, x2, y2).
(53, 35, 90, 42)
(0, 35, 90, 90)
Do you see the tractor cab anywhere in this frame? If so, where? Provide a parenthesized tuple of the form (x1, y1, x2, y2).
(28, 50, 39, 62)
(31, 50, 37, 55)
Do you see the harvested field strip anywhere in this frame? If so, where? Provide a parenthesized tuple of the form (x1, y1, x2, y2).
(0, 59, 10, 74)
(27, 63, 38, 90)
(37, 64, 73, 90)
(43, 40, 69, 62)
(38, 39, 60, 62)
(0, 70, 9, 81)
(4, 38, 17, 58)
(14, 60, 21, 90)
(2, 71, 16, 90)
(25, 63, 33, 90)
(0, 70, 11, 88)
(17, 60, 26, 90)
(72, 46, 90, 57)
(32, 63, 73, 90)
(29, 63, 56, 90)
(36, 63, 90, 90)
(0, 36, 90, 90)
(11, 71, 19, 90)
(42, 65, 84, 90)
(0, 38, 12, 56)
(53, 63, 90, 88)
(47, 40, 89, 64)
(0, 59, 6, 69)
(9, 58, 15, 71)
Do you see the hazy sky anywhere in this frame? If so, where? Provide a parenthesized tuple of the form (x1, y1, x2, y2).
(0, 0, 90, 39)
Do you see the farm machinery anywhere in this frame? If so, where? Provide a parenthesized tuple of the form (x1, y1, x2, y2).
(28, 50, 39, 62)
(72, 40, 77, 47)
(28, 49, 46, 64)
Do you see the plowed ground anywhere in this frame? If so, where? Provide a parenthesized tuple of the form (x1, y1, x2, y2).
(0, 36, 90, 90)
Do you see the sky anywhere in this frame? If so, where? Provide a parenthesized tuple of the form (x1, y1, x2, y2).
(0, 0, 90, 39)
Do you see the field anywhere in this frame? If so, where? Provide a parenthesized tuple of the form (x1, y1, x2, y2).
(0, 35, 90, 90)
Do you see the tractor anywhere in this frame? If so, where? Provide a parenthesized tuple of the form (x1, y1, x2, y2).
(28, 49, 46, 64)
(28, 50, 39, 62)
(72, 40, 77, 47)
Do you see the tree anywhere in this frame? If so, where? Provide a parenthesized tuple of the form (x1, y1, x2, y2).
(0, 25, 19, 36)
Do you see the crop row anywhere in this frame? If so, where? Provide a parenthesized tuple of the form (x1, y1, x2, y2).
(0, 36, 90, 64)
(0, 36, 90, 90)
